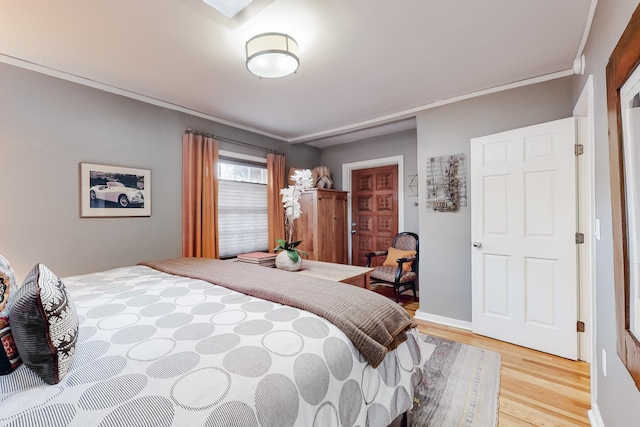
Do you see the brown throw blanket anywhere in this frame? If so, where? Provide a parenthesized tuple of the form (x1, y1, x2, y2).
(140, 258, 415, 368)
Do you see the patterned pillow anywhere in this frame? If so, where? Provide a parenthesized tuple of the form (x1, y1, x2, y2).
(0, 255, 22, 375)
(10, 264, 78, 385)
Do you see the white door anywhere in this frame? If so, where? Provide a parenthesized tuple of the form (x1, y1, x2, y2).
(470, 118, 578, 360)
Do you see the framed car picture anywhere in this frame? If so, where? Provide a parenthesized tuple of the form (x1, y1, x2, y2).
(80, 163, 151, 217)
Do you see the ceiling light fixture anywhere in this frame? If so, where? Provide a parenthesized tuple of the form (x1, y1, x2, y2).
(202, 0, 252, 18)
(245, 33, 299, 79)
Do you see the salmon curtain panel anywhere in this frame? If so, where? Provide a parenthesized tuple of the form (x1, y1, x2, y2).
(267, 153, 286, 252)
(182, 132, 219, 258)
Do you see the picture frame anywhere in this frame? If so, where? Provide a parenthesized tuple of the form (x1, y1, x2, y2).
(80, 163, 151, 217)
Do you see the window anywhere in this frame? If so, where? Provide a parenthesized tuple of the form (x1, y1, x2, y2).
(217, 156, 269, 258)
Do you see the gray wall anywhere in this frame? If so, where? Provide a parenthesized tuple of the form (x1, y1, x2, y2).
(574, 0, 640, 425)
(6, 2, 640, 419)
(319, 129, 419, 234)
(0, 62, 319, 282)
(415, 77, 575, 322)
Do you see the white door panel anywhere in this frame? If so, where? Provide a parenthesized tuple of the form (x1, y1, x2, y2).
(471, 118, 577, 360)
(483, 254, 511, 317)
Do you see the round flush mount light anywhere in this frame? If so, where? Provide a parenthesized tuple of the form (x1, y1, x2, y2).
(245, 32, 299, 79)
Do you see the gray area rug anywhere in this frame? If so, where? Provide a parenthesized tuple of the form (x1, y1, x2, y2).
(410, 334, 501, 427)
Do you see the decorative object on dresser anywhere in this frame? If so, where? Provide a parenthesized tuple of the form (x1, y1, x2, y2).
(311, 165, 333, 189)
(295, 188, 348, 264)
(236, 252, 276, 267)
(275, 169, 313, 271)
(288, 166, 334, 189)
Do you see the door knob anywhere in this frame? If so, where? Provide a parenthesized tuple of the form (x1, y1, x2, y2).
(472, 241, 482, 248)
(351, 230, 357, 234)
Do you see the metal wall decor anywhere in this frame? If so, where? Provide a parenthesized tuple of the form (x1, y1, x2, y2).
(425, 153, 467, 212)
(408, 174, 419, 207)
(408, 174, 419, 197)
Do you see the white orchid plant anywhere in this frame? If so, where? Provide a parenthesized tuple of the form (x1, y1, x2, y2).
(275, 169, 314, 262)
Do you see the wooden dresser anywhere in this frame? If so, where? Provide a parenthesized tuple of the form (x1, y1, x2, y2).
(294, 188, 348, 264)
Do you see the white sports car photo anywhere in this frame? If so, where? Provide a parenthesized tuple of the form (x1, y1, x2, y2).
(89, 181, 144, 208)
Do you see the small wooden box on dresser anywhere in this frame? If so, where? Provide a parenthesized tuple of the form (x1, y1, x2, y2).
(295, 188, 348, 264)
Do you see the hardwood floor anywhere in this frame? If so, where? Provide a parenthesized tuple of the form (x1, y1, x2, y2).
(371, 285, 591, 426)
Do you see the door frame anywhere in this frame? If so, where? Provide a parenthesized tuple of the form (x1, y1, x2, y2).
(574, 75, 597, 382)
(342, 155, 405, 264)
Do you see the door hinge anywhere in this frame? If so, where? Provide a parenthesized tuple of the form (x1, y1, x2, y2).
(575, 144, 584, 156)
(577, 321, 585, 332)
(575, 232, 585, 244)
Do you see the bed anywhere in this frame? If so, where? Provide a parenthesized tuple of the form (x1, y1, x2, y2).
(0, 258, 425, 427)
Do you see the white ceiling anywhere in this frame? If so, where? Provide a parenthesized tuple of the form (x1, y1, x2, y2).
(0, 0, 594, 147)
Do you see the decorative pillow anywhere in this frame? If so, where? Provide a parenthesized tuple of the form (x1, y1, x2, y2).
(0, 255, 22, 375)
(10, 264, 78, 385)
(382, 247, 417, 272)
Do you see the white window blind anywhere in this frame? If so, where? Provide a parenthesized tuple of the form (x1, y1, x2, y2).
(217, 160, 269, 258)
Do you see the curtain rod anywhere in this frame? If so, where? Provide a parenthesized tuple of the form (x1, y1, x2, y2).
(185, 128, 284, 156)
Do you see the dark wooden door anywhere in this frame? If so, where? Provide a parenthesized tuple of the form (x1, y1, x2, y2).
(350, 165, 399, 266)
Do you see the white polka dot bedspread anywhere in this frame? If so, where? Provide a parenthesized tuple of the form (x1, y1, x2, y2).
(0, 265, 426, 427)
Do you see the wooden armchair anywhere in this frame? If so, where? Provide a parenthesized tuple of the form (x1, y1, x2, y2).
(365, 232, 419, 302)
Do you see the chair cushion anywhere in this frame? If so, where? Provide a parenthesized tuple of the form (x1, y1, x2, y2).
(0, 255, 22, 375)
(371, 266, 417, 283)
(382, 247, 417, 271)
(9, 264, 78, 385)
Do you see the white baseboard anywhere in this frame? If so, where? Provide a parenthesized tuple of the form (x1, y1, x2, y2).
(588, 404, 605, 427)
(413, 310, 472, 331)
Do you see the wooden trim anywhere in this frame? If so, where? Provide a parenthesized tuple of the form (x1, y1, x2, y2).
(606, 1, 640, 390)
